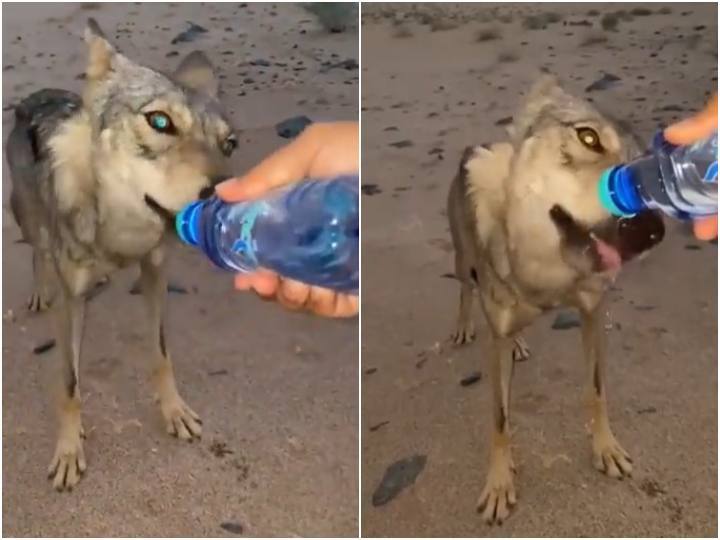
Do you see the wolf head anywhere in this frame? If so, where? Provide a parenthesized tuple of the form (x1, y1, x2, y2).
(505, 75, 663, 277)
(82, 18, 236, 215)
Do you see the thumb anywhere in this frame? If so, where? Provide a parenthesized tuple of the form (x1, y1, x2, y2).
(694, 215, 718, 241)
(216, 125, 325, 202)
(665, 93, 718, 145)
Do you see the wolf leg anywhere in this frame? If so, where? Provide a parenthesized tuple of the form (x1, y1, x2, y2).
(580, 304, 632, 478)
(140, 249, 201, 440)
(28, 247, 55, 312)
(477, 332, 516, 524)
(47, 290, 86, 491)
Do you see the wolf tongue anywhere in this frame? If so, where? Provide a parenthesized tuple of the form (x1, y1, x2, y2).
(591, 234, 622, 273)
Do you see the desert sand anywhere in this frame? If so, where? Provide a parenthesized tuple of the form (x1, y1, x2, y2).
(2, 2, 358, 537)
(361, 3, 717, 537)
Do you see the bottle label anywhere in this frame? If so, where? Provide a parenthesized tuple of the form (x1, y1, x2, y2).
(704, 161, 718, 183)
(230, 202, 263, 266)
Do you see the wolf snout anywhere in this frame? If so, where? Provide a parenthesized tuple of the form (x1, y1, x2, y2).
(197, 176, 229, 199)
(197, 186, 215, 200)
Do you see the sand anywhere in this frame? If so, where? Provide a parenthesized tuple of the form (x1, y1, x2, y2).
(361, 2, 717, 537)
(2, 2, 358, 537)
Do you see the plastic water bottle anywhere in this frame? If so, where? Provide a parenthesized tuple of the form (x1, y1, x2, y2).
(175, 176, 358, 293)
(598, 131, 717, 219)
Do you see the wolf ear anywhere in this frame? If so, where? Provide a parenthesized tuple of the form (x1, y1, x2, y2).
(84, 18, 130, 80)
(510, 74, 564, 144)
(84, 18, 115, 80)
(173, 51, 219, 97)
(532, 73, 560, 93)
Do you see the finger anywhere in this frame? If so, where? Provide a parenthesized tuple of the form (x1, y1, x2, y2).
(306, 286, 338, 317)
(233, 270, 279, 296)
(233, 273, 254, 290)
(276, 278, 311, 310)
(694, 215, 718, 241)
(216, 122, 358, 202)
(665, 93, 718, 145)
(251, 271, 280, 297)
(307, 122, 359, 180)
(333, 293, 359, 318)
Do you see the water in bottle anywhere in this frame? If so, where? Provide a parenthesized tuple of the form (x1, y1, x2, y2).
(598, 131, 717, 219)
(175, 176, 358, 293)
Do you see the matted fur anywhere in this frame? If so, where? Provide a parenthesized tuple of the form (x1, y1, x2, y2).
(447, 75, 664, 524)
(6, 18, 238, 491)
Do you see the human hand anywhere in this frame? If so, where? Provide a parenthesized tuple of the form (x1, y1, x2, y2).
(216, 121, 359, 318)
(664, 93, 718, 241)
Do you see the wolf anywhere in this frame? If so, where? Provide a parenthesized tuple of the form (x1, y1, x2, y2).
(447, 75, 665, 524)
(6, 18, 238, 490)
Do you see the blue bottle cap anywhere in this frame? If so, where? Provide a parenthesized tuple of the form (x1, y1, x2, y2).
(598, 168, 625, 216)
(598, 166, 644, 217)
(175, 201, 203, 246)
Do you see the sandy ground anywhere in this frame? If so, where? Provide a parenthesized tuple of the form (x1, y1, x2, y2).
(361, 3, 717, 537)
(2, 3, 358, 537)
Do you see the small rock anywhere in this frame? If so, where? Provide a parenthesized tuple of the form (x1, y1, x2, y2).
(389, 140, 413, 149)
(361, 184, 382, 196)
(658, 104, 684, 112)
(320, 58, 358, 73)
(275, 115, 312, 139)
(372, 454, 427, 506)
(171, 22, 208, 45)
(167, 283, 188, 294)
(369, 421, 389, 432)
(365, 367, 377, 375)
(250, 58, 270, 66)
(219, 521, 244, 535)
(33, 339, 56, 355)
(495, 116, 513, 126)
(460, 371, 482, 386)
(585, 73, 621, 92)
(552, 311, 581, 330)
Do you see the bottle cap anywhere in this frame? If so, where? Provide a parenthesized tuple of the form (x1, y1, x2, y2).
(175, 201, 203, 246)
(598, 166, 639, 217)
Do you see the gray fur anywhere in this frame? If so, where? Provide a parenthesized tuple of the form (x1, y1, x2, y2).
(6, 19, 232, 491)
(447, 77, 663, 524)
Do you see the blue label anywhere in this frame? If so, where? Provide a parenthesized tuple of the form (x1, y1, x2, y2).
(704, 161, 718, 183)
(230, 203, 263, 266)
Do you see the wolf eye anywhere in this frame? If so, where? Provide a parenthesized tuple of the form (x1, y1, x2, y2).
(145, 111, 176, 135)
(576, 127, 603, 152)
(221, 134, 238, 156)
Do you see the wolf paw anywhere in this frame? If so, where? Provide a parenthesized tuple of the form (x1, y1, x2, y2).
(27, 292, 51, 312)
(592, 430, 633, 479)
(161, 394, 202, 441)
(512, 337, 530, 362)
(48, 423, 86, 491)
(452, 321, 475, 346)
(477, 451, 516, 525)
